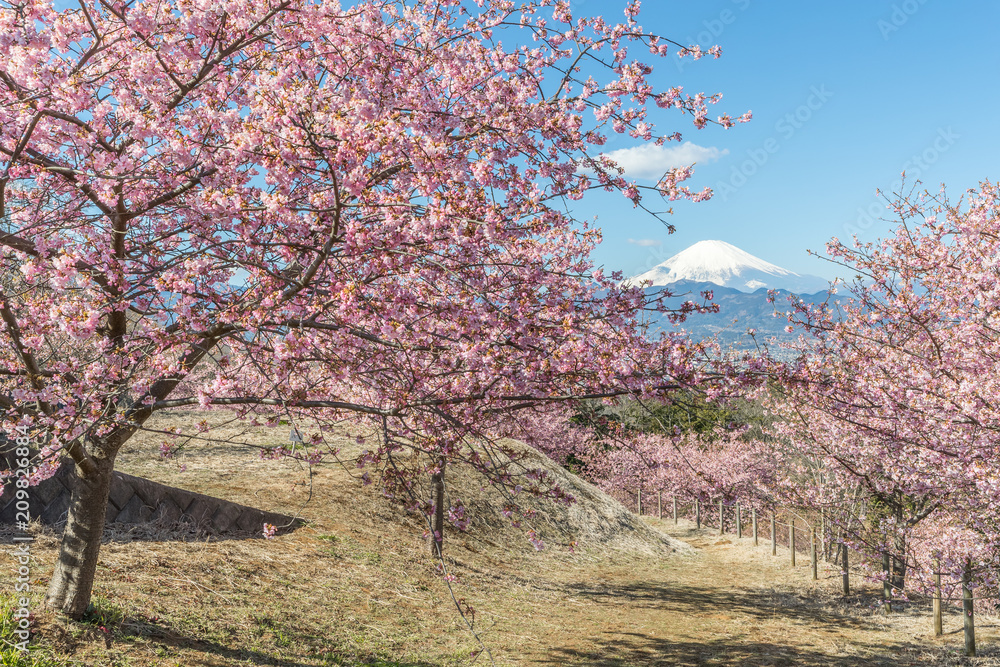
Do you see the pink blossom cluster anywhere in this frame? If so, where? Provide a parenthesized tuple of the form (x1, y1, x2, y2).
(505, 403, 779, 523)
(772, 181, 1000, 600)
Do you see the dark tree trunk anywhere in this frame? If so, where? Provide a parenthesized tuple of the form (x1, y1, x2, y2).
(890, 502, 908, 594)
(891, 533, 907, 594)
(44, 457, 115, 619)
(429, 460, 445, 558)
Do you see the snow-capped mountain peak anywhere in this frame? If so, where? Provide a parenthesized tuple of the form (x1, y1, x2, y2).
(625, 240, 828, 294)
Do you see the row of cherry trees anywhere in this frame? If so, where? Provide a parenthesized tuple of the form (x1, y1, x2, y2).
(506, 399, 781, 520)
(508, 182, 1000, 609)
(776, 181, 1000, 605)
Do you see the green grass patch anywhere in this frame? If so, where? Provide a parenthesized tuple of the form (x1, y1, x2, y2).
(80, 594, 125, 630)
(0, 594, 64, 667)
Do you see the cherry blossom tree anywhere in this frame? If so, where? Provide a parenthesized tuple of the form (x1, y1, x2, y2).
(583, 424, 778, 517)
(508, 396, 779, 525)
(775, 181, 1000, 596)
(0, 0, 747, 617)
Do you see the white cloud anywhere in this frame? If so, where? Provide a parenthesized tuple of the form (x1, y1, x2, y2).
(628, 238, 662, 247)
(601, 142, 728, 180)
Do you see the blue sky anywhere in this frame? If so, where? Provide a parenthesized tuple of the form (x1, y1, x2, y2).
(577, 0, 1000, 281)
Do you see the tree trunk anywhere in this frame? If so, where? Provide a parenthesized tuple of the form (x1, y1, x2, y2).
(44, 457, 115, 619)
(429, 460, 445, 558)
(887, 500, 908, 594)
(890, 533, 907, 594)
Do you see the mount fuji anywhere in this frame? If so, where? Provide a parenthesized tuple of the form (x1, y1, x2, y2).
(625, 240, 830, 295)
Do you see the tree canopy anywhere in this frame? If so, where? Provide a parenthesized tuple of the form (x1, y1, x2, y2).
(0, 0, 744, 617)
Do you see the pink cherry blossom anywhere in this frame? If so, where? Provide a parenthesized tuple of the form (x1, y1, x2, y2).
(0, 0, 744, 617)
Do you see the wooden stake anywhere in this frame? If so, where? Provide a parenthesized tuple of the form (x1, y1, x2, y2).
(752, 508, 758, 546)
(736, 502, 742, 539)
(964, 559, 976, 657)
(810, 528, 818, 580)
(933, 557, 942, 637)
(789, 519, 796, 567)
(696, 498, 701, 529)
(883, 552, 892, 613)
(842, 543, 850, 595)
(657, 491, 662, 520)
(719, 500, 724, 536)
(672, 496, 678, 525)
(771, 514, 777, 556)
(820, 511, 827, 562)
(637, 488, 642, 516)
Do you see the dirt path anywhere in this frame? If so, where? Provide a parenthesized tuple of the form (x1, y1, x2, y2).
(506, 519, 994, 666)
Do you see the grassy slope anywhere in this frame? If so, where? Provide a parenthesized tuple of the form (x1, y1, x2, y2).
(0, 410, 684, 666)
(0, 410, 996, 666)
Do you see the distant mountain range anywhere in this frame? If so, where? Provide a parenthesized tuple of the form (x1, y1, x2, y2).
(624, 240, 838, 350)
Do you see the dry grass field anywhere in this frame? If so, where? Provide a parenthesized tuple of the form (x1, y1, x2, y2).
(1, 410, 998, 666)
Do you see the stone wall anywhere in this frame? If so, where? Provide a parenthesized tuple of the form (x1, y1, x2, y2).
(0, 463, 300, 536)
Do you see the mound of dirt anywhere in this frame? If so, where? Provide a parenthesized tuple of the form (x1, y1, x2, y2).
(445, 440, 692, 557)
(115, 410, 688, 559)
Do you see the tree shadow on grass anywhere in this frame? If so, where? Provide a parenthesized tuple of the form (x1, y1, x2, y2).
(541, 579, 964, 666)
(537, 634, 970, 667)
(562, 579, 878, 628)
(104, 615, 441, 667)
